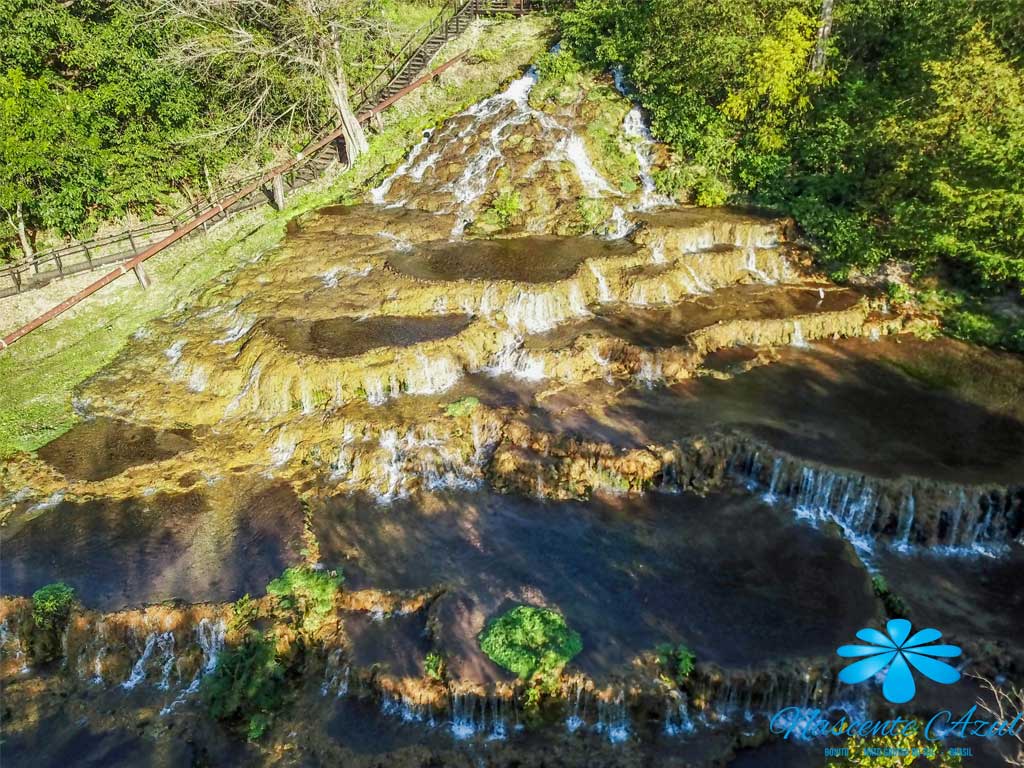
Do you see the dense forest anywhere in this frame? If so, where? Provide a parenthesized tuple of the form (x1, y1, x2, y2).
(0, 0, 439, 258)
(2, 0, 1022, 350)
(557, 0, 1024, 350)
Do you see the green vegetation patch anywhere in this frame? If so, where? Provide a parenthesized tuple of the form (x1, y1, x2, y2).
(31, 582, 75, 630)
(656, 642, 696, 685)
(871, 575, 910, 620)
(425, 651, 446, 681)
(444, 396, 480, 418)
(266, 566, 343, 633)
(478, 605, 582, 681)
(202, 631, 285, 741)
(561, 1, 1024, 334)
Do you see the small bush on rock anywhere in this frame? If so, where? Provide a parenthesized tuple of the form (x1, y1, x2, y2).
(479, 605, 581, 682)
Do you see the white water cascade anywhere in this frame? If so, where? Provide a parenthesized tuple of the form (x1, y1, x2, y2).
(621, 106, 673, 211)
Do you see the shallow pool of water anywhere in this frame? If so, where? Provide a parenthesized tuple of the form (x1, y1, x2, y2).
(314, 488, 875, 679)
(265, 314, 473, 358)
(0, 482, 304, 609)
(525, 284, 862, 350)
(387, 236, 635, 283)
(524, 336, 1024, 484)
(36, 418, 195, 481)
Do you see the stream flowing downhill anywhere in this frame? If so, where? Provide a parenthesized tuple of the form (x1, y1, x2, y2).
(2, 60, 1023, 768)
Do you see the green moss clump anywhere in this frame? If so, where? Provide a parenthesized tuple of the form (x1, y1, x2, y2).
(477, 188, 523, 231)
(478, 605, 582, 682)
(266, 566, 343, 633)
(576, 197, 612, 233)
(872, 575, 910, 620)
(202, 631, 284, 742)
(444, 396, 480, 418)
(31, 582, 75, 630)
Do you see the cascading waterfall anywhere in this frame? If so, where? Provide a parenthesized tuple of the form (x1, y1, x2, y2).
(371, 131, 434, 204)
(663, 691, 696, 736)
(321, 649, 351, 697)
(594, 691, 631, 744)
(448, 691, 512, 741)
(558, 134, 617, 197)
(0, 619, 28, 673)
(588, 262, 614, 303)
(485, 333, 547, 381)
(621, 107, 673, 211)
(269, 430, 297, 467)
(605, 206, 633, 239)
(564, 679, 590, 733)
(381, 692, 434, 724)
(122, 631, 175, 690)
(791, 320, 807, 348)
(731, 448, 1017, 554)
(636, 353, 664, 388)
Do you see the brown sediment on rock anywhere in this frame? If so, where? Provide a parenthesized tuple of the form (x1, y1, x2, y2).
(0, 597, 231, 686)
(488, 423, 1024, 550)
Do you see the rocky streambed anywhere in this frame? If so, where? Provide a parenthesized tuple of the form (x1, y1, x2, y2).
(1, 63, 1022, 768)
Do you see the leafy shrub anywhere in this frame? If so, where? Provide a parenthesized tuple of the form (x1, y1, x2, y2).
(230, 594, 260, 633)
(202, 631, 284, 741)
(425, 651, 446, 681)
(266, 566, 343, 633)
(886, 282, 914, 307)
(478, 605, 582, 682)
(656, 642, 696, 684)
(872, 575, 910, 620)
(32, 583, 75, 630)
(444, 396, 480, 418)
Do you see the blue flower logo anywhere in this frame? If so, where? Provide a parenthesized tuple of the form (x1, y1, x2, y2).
(837, 619, 962, 703)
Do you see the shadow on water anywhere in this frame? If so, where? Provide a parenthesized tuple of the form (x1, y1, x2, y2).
(876, 544, 1024, 648)
(36, 418, 195, 481)
(387, 236, 636, 283)
(0, 713, 174, 768)
(344, 610, 431, 678)
(0, 482, 304, 609)
(520, 337, 1024, 484)
(314, 488, 876, 678)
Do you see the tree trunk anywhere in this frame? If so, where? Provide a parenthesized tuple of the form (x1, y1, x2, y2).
(11, 202, 33, 261)
(326, 66, 369, 166)
(810, 0, 835, 74)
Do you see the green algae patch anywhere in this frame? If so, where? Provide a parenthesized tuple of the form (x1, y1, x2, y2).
(479, 605, 582, 681)
(445, 396, 480, 418)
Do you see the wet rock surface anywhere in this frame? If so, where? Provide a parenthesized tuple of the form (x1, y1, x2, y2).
(2, 59, 1023, 768)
